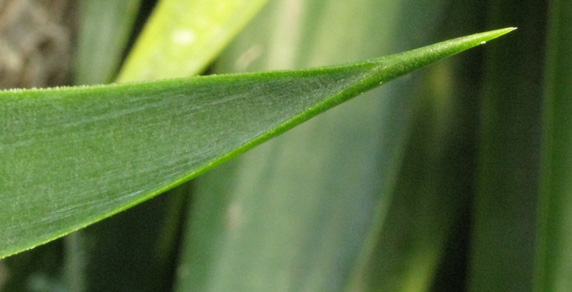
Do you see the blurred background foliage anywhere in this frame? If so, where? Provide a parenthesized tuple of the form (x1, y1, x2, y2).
(0, 0, 569, 291)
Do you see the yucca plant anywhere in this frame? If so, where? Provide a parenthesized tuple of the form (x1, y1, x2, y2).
(0, 1, 569, 292)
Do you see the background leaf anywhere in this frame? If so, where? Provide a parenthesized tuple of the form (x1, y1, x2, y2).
(74, 0, 142, 85)
(117, 0, 268, 81)
(468, 1, 547, 291)
(536, 0, 572, 290)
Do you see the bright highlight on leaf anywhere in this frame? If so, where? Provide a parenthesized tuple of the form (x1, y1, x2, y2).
(117, 0, 268, 81)
(0, 28, 514, 259)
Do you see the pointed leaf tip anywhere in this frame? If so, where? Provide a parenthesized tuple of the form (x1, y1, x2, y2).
(357, 28, 517, 86)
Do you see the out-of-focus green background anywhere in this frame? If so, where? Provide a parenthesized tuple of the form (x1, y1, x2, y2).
(0, 0, 569, 291)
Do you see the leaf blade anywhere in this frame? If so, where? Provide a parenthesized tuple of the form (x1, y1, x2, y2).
(0, 28, 513, 259)
(117, 0, 268, 81)
(74, 0, 142, 85)
(536, 0, 572, 290)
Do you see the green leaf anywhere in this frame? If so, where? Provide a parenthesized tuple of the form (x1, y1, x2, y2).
(74, 0, 142, 85)
(536, 0, 572, 290)
(468, 2, 547, 291)
(0, 28, 514, 259)
(117, 0, 268, 81)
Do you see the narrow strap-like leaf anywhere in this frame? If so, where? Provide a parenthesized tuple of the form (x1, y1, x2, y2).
(536, 0, 572, 290)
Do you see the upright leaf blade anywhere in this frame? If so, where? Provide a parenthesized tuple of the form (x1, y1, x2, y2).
(74, 0, 142, 85)
(0, 28, 514, 259)
(117, 0, 268, 81)
(536, 0, 572, 290)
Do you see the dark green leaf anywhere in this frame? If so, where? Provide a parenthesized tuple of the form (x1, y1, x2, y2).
(468, 2, 547, 291)
(536, 0, 572, 290)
